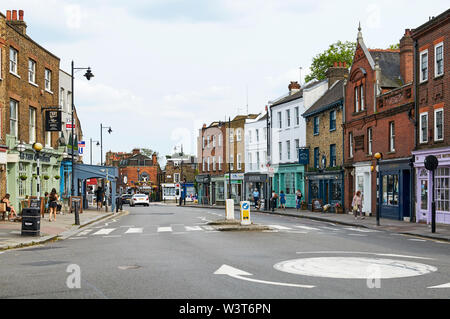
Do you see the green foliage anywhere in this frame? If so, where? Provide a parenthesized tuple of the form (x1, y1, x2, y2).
(388, 43, 400, 50)
(305, 41, 356, 83)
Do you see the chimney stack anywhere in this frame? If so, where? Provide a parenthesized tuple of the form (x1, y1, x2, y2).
(400, 29, 413, 84)
(288, 81, 301, 95)
(7, 10, 27, 35)
(152, 153, 158, 166)
(325, 61, 349, 88)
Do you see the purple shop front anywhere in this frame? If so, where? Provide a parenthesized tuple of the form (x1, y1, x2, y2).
(413, 147, 450, 225)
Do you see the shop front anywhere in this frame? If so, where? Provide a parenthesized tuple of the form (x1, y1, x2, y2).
(244, 173, 268, 208)
(305, 170, 343, 212)
(6, 141, 64, 212)
(378, 158, 413, 221)
(195, 174, 210, 205)
(272, 164, 305, 208)
(223, 173, 244, 204)
(211, 175, 225, 205)
(353, 162, 372, 215)
(413, 147, 450, 224)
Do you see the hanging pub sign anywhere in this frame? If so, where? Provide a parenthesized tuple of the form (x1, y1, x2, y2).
(298, 148, 309, 165)
(45, 110, 62, 131)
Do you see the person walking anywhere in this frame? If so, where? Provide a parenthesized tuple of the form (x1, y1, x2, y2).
(352, 190, 364, 220)
(252, 188, 260, 209)
(43, 192, 49, 218)
(48, 188, 58, 222)
(279, 190, 286, 210)
(270, 190, 277, 212)
(96, 187, 104, 210)
(295, 189, 303, 211)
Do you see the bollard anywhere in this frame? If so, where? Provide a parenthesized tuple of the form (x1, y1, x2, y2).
(225, 199, 234, 220)
(240, 201, 251, 226)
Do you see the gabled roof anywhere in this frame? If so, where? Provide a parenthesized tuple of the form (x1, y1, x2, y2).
(302, 80, 344, 118)
(369, 49, 403, 88)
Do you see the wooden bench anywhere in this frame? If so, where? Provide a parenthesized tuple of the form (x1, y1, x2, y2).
(0, 202, 7, 220)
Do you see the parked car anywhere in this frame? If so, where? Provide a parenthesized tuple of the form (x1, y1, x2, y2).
(130, 194, 150, 207)
(121, 194, 133, 205)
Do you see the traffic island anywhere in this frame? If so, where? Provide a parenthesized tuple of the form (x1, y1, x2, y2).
(207, 219, 271, 232)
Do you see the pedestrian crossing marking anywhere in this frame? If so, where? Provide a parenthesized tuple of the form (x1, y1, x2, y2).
(125, 227, 143, 234)
(93, 228, 116, 235)
(201, 225, 215, 231)
(344, 227, 380, 233)
(157, 227, 172, 232)
(77, 229, 94, 236)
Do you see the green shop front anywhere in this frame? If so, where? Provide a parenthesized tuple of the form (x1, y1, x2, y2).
(272, 164, 305, 207)
(223, 173, 244, 203)
(6, 137, 64, 212)
(211, 175, 225, 205)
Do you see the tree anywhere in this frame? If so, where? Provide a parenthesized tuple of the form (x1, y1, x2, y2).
(305, 41, 356, 83)
(388, 43, 399, 50)
(141, 148, 158, 158)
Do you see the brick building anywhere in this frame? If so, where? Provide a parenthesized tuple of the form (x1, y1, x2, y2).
(343, 25, 415, 220)
(161, 150, 197, 201)
(1, 10, 66, 210)
(411, 9, 450, 224)
(303, 62, 348, 210)
(116, 149, 161, 198)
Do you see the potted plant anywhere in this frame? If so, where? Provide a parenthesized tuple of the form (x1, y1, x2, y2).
(54, 175, 61, 180)
(19, 175, 28, 181)
(43, 175, 50, 180)
(335, 202, 343, 214)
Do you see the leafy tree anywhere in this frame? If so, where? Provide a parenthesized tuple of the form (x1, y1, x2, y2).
(141, 148, 158, 158)
(305, 41, 356, 83)
(388, 43, 399, 50)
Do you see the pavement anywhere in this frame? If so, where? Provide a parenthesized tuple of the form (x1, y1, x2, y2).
(0, 206, 125, 251)
(172, 202, 450, 242)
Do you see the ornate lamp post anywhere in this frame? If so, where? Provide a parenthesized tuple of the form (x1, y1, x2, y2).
(32, 142, 43, 198)
(374, 152, 382, 226)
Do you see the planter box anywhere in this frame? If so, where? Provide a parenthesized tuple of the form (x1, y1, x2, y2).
(336, 207, 344, 214)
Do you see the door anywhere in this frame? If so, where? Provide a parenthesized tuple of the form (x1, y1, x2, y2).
(402, 170, 411, 219)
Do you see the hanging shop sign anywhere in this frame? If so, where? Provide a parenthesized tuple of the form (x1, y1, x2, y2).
(45, 110, 62, 131)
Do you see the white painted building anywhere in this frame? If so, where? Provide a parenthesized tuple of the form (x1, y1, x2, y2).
(244, 112, 269, 205)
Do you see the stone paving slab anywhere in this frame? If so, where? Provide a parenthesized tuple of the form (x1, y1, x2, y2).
(0, 207, 122, 250)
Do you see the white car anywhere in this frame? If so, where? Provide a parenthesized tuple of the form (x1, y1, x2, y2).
(130, 194, 150, 207)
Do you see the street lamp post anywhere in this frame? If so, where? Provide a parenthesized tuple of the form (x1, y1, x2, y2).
(90, 138, 100, 165)
(32, 143, 43, 198)
(228, 116, 232, 200)
(100, 124, 112, 166)
(72, 61, 94, 225)
(374, 152, 382, 226)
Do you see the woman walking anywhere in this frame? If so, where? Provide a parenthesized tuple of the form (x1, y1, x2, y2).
(279, 190, 286, 210)
(352, 191, 364, 220)
(48, 188, 58, 222)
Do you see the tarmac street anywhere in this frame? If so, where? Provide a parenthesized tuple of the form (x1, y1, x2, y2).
(0, 204, 449, 299)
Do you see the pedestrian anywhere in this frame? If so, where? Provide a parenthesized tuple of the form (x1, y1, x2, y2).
(270, 190, 278, 212)
(252, 188, 260, 209)
(48, 188, 58, 222)
(96, 187, 104, 210)
(279, 190, 286, 210)
(2, 194, 17, 221)
(43, 192, 49, 218)
(295, 189, 303, 211)
(352, 190, 365, 220)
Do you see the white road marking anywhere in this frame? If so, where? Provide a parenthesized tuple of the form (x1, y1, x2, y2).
(77, 229, 94, 236)
(428, 282, 450, 289)
(408, 238, 427, 242)
(295, 251, 434, 260)
(201, 225, 215, 231)
(269, 225, 292, 230)
(185, 226, 203, 231)
(274, 257, 437, 279)
(69, 237, 88, 239)
(157, 227, 172, 232)
(294, 225, 320, 231)
(215, 264, 315, 288)
(344, 227, 379, 233)
(93, 228, 116, 235)
(125, 227, 143, 234)
(102, 235, 122, 238)
(347, 234, 367, 236)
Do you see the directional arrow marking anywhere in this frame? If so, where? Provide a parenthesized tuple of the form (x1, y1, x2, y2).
(428, 282, 450, 289)
(214, 265, 315, 288)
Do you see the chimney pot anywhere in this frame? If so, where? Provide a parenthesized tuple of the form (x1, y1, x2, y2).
(12, 10, 17, 21)
(6, 10, 11, 20)
(19, 10, 24, 21)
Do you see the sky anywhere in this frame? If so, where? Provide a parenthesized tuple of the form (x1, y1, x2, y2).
(2, 0, 448, 166)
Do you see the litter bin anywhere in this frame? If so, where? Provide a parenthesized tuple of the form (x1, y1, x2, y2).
(115, 196, 123, 212)
(21, 207, 41, 236)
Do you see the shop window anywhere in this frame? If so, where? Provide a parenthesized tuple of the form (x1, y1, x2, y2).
(420, 179, 428, 210)
(382, 174, 399, 206)
(435, 167, 449, 212)
(331, 180, 341, 201)
(310, 181, 319, 199)
(285, 172, 295, 195)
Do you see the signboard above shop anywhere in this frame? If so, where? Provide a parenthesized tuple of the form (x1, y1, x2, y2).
(298, 148, 309, 165)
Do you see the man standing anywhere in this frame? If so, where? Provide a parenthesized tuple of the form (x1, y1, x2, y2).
(252, 188, 260, 209)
